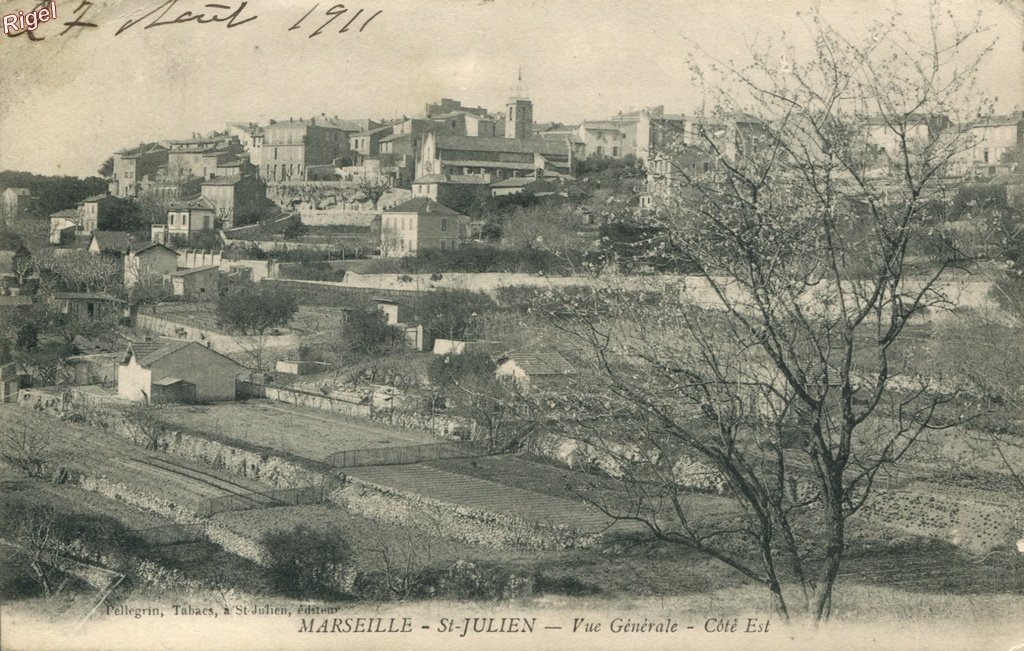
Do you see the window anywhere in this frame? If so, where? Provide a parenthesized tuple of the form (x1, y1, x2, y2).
(440, 218, 448, 232)
(983, 148, 990, 163)
(274, 148, 278, 160)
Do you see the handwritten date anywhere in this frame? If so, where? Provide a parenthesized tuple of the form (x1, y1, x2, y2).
(6, 0, 383, 39)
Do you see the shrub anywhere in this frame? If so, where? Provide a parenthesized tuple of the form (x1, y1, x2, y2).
(262, 525, 352, 599)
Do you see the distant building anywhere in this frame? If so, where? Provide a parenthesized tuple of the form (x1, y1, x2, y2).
(349, 125, 395, 158)
(411, 174, 491, 205)
(576, 121, 628, 158)
(79, 194, 118, 233)
(109, 143, 169, 198)
(416, 133, 576, 181)
(165, 134, 244, 181)
(964, 112, 1023, 177)
(118, 339, 243, 403)
(489, 175, 560, 198)
(864, 113, 952, 158)
(640, 145, 714, 208)
(381, 198, 465, 257)
(169, 265, 220, 300)
(257, 117, 353, 182)
(125, 242, 177, 287)
(152, 196, 217, 244)
(1, 188, 36, 223)
(51, 292, 126, 320)
(495, 352, 575, 390)
(49, 210, 80, 245)
(200, 176, 266, 228)
(87, 231, 131, 256)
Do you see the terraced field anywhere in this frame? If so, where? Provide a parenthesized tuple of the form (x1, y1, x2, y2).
(153, 401, 434, 462)
(0, 406, 278, 516)
(345, 463, 639, 534)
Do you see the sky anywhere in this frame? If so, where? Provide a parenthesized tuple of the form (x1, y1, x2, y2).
(0, 0, 1021, 177)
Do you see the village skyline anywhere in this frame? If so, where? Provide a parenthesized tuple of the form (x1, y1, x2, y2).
(1, 0, 1022, 177)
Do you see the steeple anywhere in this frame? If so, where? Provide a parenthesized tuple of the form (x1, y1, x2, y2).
(506, 67, 533, 140)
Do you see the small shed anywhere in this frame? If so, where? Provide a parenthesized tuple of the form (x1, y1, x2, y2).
(495, 352, 576, 390)
(151, 377, 197, 405)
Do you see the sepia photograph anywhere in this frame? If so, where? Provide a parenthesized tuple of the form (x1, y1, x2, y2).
(0, 0, 1022, 649)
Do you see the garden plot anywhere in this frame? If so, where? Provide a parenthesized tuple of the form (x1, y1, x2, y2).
(858, 483, 1021, 554)
(153, 401, 435, 462)
(0, 406, 277, 518)
(345, 463, 637, 534)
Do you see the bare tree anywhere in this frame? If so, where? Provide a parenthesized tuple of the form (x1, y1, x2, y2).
(11, 504, 67, 597)
(1, 418, 51, 477)
(357, 177, 392, 210)
(528, 2, 991, 623)
(379, 224, 399, 259)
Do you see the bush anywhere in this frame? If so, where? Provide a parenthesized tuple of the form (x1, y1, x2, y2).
(262, 525, 352, 599)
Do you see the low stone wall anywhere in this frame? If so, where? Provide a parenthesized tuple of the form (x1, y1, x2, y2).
(135, 314, 300, 357)
(330, 478, 598, 551)
(298, 207, 378, 227)
(264, 386, 371, 419)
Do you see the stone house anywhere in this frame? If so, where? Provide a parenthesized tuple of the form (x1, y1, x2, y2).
(109, 143, 168, 198)
(169, 265, 220, 300)
(152, 196, 217, 244)
(124, 242, 178, 287)
(200, 175, 267, 228)
(49, 209, 80, 244)
(381, 198, 465, 257)
(79, 194, 118, 233)
(118, 339, 243, 403)
(1, 188, 35, 223)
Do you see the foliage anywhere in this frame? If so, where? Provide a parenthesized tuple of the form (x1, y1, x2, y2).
(98, 157, 114, 178)
(262, 525, 353, 599)
(415, 289, 495, 341)
(102, 197, 145, 233)
(525, 2, 992, 623)
(344, 306, 403, 357)
(216, 282, 298, 336)
(282, 221, 308, 239)
(0, 171, 106, 216)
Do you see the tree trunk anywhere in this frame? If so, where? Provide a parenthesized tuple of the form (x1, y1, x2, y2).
(812, 497, 845, 622)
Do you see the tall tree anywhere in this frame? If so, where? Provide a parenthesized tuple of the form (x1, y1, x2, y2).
(530, 2, 990, 622)
(217, 282, 298, 371)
